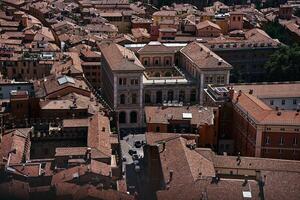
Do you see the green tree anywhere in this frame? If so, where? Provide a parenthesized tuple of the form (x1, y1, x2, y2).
(264, 45, 300, 82)
(264, 21, 294, 45)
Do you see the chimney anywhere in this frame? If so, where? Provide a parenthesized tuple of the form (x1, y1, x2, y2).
(236, 152, 241, 165)
(249, 89, 253, 94)
(85, 147, 92, 163)
(242, 175, 248, 187)
(238, 90, 242, 97)
(275, 106, 279, 111)
(163, 142, 166, 150)
(169, 170, 174, 182)
(228, 87, 234, 100)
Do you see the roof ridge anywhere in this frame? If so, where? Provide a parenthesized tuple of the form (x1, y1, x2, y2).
(179, 138, 197, 181)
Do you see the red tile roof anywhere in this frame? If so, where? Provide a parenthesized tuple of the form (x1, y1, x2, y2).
(99, 41, 145, 72)
(180, 41, 232, 70)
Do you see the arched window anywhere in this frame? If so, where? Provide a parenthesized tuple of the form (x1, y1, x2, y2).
(120, 94, 125, 104)
(119, 112, 126, 124)
(165, 59, 170, 66)
(179, 90, 185, 102)
(143, 59, 148, 66)
(130, 111, 137, 123)
(156, 90, 162, 103)
(167, 90, 174, 101)
(190, 89, 196, 102)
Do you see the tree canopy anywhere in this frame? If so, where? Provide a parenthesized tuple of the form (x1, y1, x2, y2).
(264, 45, 300, 82)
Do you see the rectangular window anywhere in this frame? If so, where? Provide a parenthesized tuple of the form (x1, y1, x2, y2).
(265, 136, 270, 145)
(293, 99, 297, 105)
(216, 76, 220, 84)
(205, 76, 209, 83)
(132, 93, 137, 104)
(119, 78, 126, 85)
(294, 137, 297, 146)
(220, 76, 225, 83)
(131, 79, 139, 85)
(280, 136, 284, 145)
(282, 100, 285, 105)
(270, 100, 274, 105)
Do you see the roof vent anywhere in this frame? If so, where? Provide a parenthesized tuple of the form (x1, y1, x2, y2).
(218, 59, 222, 65)
(249, 89, 253, 94)
(277, 111, 281, 116)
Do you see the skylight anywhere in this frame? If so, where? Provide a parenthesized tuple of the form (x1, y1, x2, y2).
(57, 75, 75, 85)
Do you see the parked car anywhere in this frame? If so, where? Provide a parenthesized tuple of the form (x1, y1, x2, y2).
(132, 154, 139, 160)
(134, 141, 143, 148)
(133, 160, 139, 165)
(135, 165, 141, 173)
(128, 149, 137, 155)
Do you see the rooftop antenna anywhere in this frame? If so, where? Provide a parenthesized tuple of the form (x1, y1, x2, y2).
(237, 152, 241, 165)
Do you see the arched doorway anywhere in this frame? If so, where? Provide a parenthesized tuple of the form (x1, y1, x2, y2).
(119, 112, 126, 124)
(130, 111, 137, 123)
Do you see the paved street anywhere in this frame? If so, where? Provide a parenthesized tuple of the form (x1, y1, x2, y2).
(120, 133, 146, 195)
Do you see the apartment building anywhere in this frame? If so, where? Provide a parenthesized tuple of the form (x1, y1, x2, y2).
(204, 28, 281, 82)
(180, 42, 232, 104)
(229, 83, 300, 160)
(99, 41, 145, 129)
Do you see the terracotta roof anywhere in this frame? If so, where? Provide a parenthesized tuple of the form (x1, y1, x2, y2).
(196, 20, 221, 30)
(180, 41, 232, 70)
(232, 83, 300, 99)
(159, 27, 177, 32)
(145, 106, 215, 126)
(73, 185, 134, 200)
(10, 163, 41, 177)
(63, 118, 89, 128)
(153, 10, 176, 17)
(146, 133, 300, 200)
(99, 41, 144, 72)
(0, 179, 30, 200)
(87, 113, 118, 158)
(0, 128, 32, 165)
(131, 28, 150, 39)
(36, 74, 90, 98)
(137, 41, 175, 54)
(232, 90, 300, 126)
